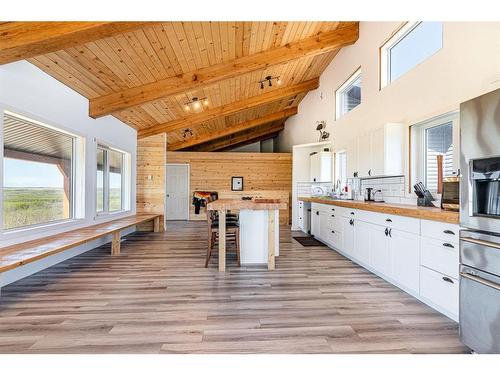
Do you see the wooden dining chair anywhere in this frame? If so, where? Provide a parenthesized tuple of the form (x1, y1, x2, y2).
(205, 211, 240, 268)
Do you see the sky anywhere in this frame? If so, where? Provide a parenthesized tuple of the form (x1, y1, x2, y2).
(390, 22, 443, 82)
(4, 158, 122, 189)
(4, 158, 63, 188)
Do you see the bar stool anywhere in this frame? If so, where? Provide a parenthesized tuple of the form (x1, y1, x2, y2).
(205, 211, 240, 268)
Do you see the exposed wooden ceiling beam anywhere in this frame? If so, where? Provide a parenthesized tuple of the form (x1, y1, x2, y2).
(169, 107, 297, 150)
(89, 23, 359, 118)
(193, 122, 285, 152)
(0, 22, 153, 65)
(138, 78, 318, 139)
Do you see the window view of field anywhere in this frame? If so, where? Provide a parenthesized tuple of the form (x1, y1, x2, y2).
(3, 188, 67, 229)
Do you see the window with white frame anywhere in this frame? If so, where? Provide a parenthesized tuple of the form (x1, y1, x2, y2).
(96, 143, 130, 214)
(335, 68, 361, 119)
(335, 151, 347, 190)
(380, 22, 443, 88)
(411, 112, 459, 193)
(2, 111, 81, 230)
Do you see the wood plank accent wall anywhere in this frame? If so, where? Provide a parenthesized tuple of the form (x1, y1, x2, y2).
(166, 152, 292, 224)
(137, 133, 166, 231)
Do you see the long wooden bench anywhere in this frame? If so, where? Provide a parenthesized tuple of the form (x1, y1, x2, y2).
(0, 214, 161, 278)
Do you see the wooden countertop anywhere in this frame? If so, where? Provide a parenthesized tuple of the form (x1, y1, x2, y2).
(207, 199, 287, 211)
(299, 197, 459, 224)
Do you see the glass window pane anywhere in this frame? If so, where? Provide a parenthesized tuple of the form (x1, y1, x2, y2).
(96, 148, 104, 212)
(389, 22, 442, 82)
(425, 122, 453, 191)
(2, 112, 74, 229)
(108, 149, 123, 212)
(342, 76, 361, 115)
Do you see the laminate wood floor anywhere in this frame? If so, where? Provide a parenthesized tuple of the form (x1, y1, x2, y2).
(0, 221, 469, 354)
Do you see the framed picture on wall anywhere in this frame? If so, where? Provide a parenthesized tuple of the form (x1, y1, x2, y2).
(231, 176, 244, 191)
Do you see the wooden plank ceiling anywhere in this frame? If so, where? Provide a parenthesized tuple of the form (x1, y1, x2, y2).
(1, 21, 359, 150)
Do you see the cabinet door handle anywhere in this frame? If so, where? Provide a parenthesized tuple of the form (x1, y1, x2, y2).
(368, 169, 372, 176)
(384, 228, 388, 236)
(443, 243, 455, 248)
(331, 230, 335, 233)
(442, 276, 454, 284)
(443, 230, 455, 235)
(331, 208, 335, 211)
(316, 211, 319, 215)
(385, 218, 392, 222)
(388, 228, 392, 237)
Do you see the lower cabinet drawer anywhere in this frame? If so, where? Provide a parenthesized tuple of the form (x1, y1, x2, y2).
(420, 237, 459, 279)
(420, 266, 459, 316)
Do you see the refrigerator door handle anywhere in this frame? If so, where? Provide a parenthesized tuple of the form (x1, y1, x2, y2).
(461, 272, 500, 292)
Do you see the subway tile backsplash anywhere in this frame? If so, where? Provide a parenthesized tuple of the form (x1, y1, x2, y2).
(359, 176, 411, 204)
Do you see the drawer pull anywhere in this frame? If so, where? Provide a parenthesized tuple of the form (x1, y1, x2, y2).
(442, 243, 455, 248)
(331, 214, 335, 217)
(331, 230, 335, 233)
(442, 276, 454, 284)
(443, 230, 455, 235)
(385, 218, 392, 222)
(350, 212, 355, 215)
(331, 208, 335, 211)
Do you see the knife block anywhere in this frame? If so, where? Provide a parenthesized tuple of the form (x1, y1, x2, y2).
(417, 191, 435, 207)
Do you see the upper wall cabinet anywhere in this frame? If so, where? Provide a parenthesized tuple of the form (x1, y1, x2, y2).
(346, 123, 406, 178)
(310, 151, 332, 182)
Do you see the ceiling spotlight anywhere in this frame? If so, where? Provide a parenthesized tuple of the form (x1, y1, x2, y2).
(259, 75, 281, 90)
(184, 96, 208, 112)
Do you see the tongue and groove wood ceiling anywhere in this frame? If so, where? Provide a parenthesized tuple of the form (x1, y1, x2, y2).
(0, 21, 359, 151)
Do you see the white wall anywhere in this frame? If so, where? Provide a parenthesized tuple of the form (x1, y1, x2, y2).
(0, 61, 137, 286)
(277, 22, 500, 152)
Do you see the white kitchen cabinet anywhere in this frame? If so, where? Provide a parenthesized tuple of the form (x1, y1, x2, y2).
(345, 138, 358, 178)
(369, 225, 391, 276)
(341, 216, 356, 257)
(353, 220, 371, 265)
(390, 229, 420, 293)
(347, 123, 406, 178)
(303, 199, 459, 322)
(420, 266, 459, 318)
(310, 151, 332, 182)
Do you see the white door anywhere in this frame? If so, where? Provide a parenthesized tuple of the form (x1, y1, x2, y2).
(166, 164, 189, 220)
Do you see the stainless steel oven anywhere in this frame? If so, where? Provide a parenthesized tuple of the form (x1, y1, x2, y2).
(459, 88, 500, 353)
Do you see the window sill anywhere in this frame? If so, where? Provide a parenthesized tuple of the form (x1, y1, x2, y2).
(93, 209, 132, 221)
(0, 218, 86, 245)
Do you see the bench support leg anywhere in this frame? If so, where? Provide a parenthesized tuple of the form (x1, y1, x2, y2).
(111, 232, 121, 256)
(153, 216, 160, 233)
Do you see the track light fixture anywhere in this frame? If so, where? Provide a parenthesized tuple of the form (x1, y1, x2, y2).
(259, 75, 281, 90)
(184, 96, 209, 112)
(182, 128, 193, 139)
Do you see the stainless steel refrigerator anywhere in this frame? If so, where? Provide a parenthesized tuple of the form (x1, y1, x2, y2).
(459, 87, 500, 353)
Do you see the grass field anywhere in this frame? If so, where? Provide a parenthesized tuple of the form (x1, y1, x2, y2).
(3, 188, 66, 229)
(3, 187, 122, 230)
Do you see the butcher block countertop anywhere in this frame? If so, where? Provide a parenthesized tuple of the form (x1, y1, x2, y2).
(207, 198, 287, 211)
(299, 197, 459, 224)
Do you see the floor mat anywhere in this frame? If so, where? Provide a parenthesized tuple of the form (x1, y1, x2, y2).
(293, 236, 326, 247)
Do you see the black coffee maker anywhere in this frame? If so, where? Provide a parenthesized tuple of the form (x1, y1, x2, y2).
(364, 187, 375, 202)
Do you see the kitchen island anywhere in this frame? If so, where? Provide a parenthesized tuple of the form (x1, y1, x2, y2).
(207, 199, 287, 271)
